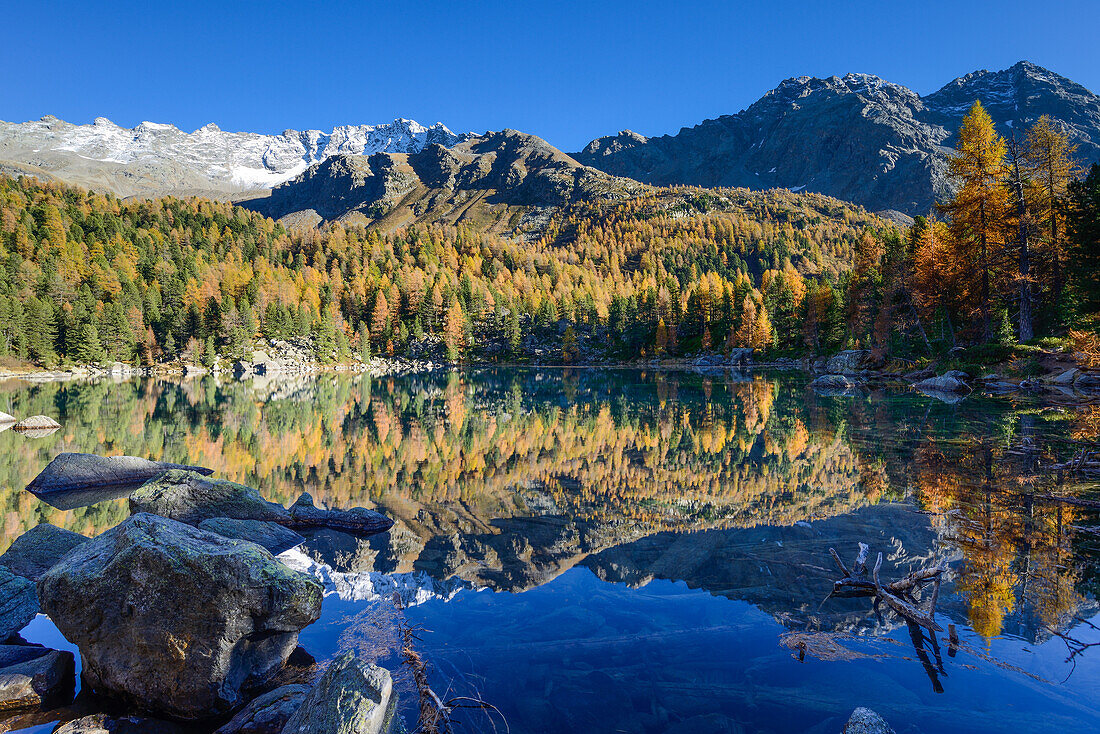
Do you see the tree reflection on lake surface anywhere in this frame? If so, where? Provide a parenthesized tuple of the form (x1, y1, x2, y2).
(2, 368, 1099, 733)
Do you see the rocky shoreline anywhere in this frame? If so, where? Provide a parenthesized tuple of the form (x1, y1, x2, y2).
(5, 343, 1100, 407)
(0, 453, 398, 732)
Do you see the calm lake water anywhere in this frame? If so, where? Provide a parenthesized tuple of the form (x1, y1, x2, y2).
(2, 368, 1099, 733)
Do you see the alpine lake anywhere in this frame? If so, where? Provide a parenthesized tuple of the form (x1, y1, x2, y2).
(2, 367, 1099, 734)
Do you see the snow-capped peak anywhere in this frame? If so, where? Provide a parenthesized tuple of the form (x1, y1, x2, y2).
(0, 115, 471, 192)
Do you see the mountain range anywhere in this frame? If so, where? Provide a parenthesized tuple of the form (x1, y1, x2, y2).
(2, 61, 1097, 220)
(575, 61, 1100, 214)
(0, 116, 466, 199)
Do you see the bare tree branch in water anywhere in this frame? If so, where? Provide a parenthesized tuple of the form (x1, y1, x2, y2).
(1047, 615, 1100, 681)
(392, 592, 510, 734)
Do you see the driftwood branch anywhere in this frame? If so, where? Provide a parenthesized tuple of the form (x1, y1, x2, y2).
(824, 545, 945, 634)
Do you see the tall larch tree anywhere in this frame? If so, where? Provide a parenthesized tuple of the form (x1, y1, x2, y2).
(942, 101, 1010, 341)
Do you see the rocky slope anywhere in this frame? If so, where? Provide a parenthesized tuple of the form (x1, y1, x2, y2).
(0, 116, 466, 199)
(575, 61, 1100, 214)
(242, 129, 647, 232)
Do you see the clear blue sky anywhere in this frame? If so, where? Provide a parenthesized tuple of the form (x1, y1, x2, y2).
(3, 1, 1098, 151)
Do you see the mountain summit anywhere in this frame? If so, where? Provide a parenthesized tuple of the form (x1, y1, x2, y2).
(243, 129, 646, 233)
(575, 61, 1100, 214)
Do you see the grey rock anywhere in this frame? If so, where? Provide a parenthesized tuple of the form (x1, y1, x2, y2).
(842, 706, 895, 734)
(214, 684, 310, 734)
(0, 648, 74, 711)
(0, 568, 38, 641)
(281, 652, 393, 734)
(913, 375, 972, 395)
(725, 348, 754, 365)
(0, 412, 14, 423)
(129, 469, 290, 526)
(0, 523, 90, 581)
(1076, 372, 1100, 390)
(0, 644, 50, 668)
(52, 713, 190, 733)
(810, 374, 854, 391)
(824, 350, 871, 375)
(37, 513, 322, 720)
(903, 367, 935, 381)
(288, 493, 393, 537)
(941, 369, 971, 381)
(26, 453, 213, 495)
(1050, 367, 1081, 385)
(198, 518, 305, 555)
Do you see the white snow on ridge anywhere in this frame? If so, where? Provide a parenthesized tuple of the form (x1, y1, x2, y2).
(279, 548, 477, 607)
(0, 114, 469, 191)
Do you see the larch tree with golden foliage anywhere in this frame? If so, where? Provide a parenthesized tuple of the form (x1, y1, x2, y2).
(942, 101, 1011, 341)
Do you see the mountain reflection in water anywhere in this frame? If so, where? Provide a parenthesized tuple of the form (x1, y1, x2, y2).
(2, 368, 1099, 733)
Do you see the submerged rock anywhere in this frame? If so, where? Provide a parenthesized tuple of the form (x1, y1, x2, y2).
(288, 493, 393, 536)
(0, 648, 74, 711)
(26, 453, 213, 495)
(130, 470, 290, 526)
(198, 518, 305, 555)
(0, 524, 89, 581)
(842, 707, 895, 734)
(0, 568, 38, 641)
(212, 683, 310, 734)
(281, 652, 393, 734)
(37, 513, 323, 720)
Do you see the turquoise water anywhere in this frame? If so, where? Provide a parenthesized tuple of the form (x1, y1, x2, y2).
(2, 368, 1099, 732)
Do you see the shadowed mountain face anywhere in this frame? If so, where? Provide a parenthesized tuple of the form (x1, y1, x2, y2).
(241, 129, 647, 232)
(575, 62, 1100, 215)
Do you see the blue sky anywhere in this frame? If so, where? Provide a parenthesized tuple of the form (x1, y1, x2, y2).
(2, 1, 1098, 151)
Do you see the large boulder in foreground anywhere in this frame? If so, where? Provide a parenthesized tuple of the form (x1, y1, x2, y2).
(27, 453, 213, 495)
(213, 683, 310, 734)
(281, 652, 393, 734)
(130, 470, 290, 526)
(0, 568, 38, 641)
(0, 523, 89, 581)
(0, 647, 74, 711)
(37, 513, 323, 720)
(842, 707, 895, 734)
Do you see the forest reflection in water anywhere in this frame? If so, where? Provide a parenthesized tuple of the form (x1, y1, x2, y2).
(2, 368, 1100, 732)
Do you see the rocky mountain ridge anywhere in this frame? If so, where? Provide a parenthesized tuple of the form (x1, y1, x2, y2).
(0, 115, 467, 199)
(242, 129, 647, 232)
(575, 61, 1100, 214)
(2, 61, 1096, 217)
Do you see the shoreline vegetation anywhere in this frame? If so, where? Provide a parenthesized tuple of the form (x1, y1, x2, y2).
(0, 105, 1096, 394)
